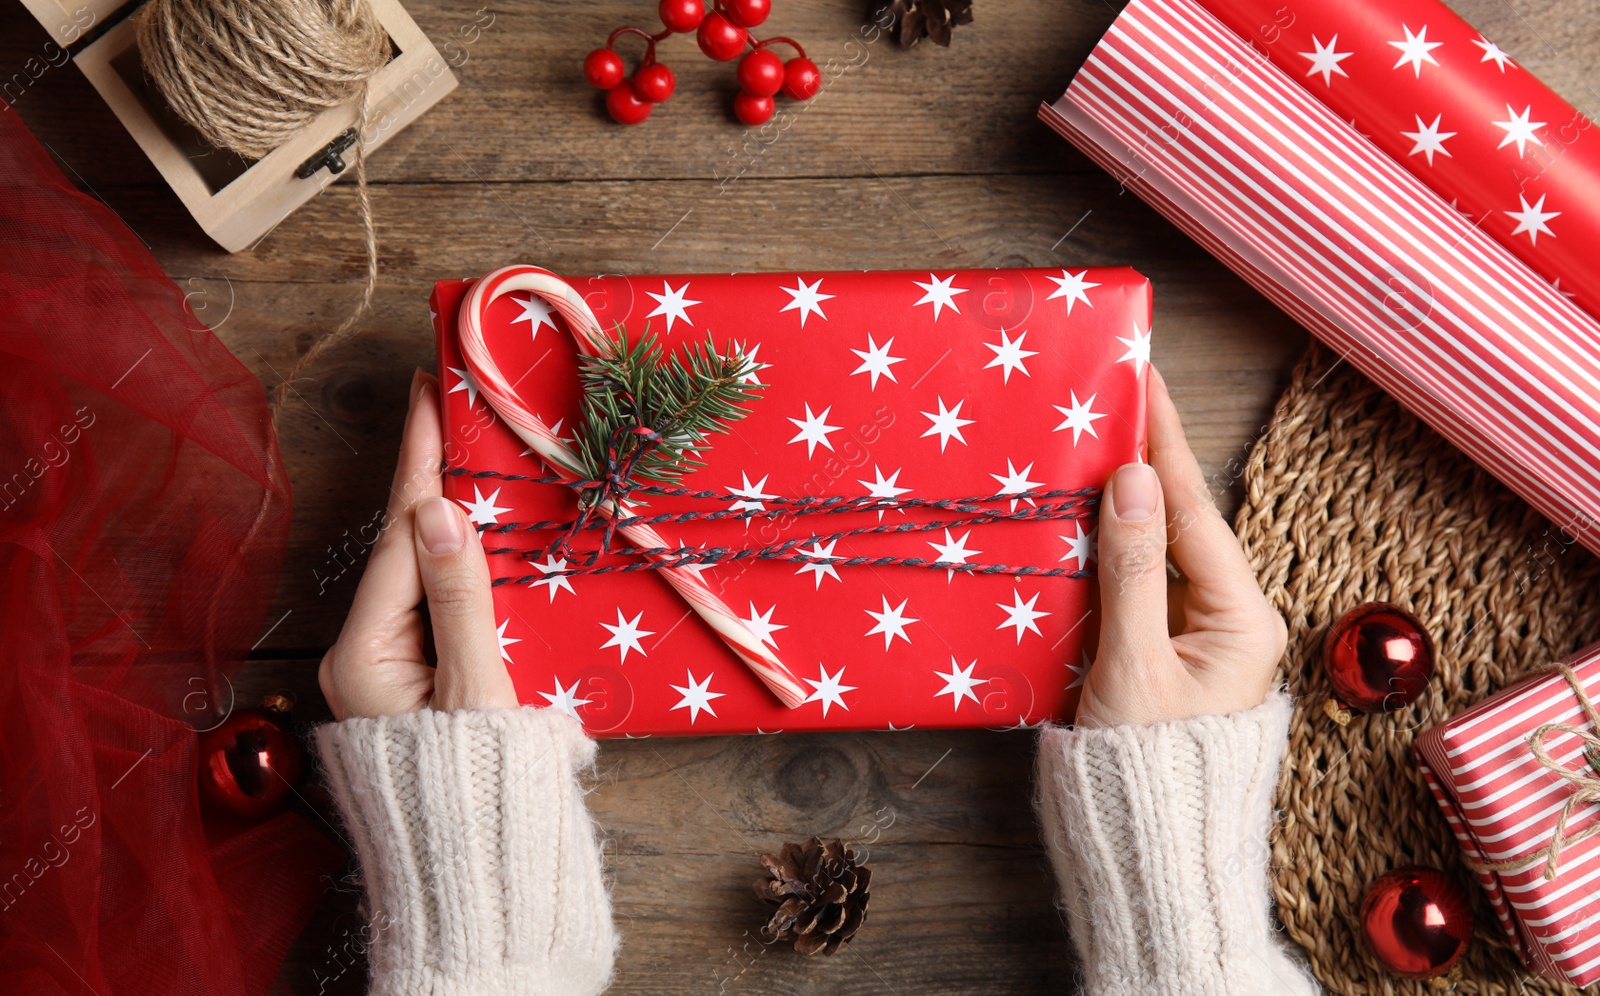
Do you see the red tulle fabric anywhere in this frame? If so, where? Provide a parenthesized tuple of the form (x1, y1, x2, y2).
(0, 104, 340, 993)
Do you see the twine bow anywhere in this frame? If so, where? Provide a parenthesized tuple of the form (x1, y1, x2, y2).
(1466, 662, 1600, 882)
(556, 417, 664, 564)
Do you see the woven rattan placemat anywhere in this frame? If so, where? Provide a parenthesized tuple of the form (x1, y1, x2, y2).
(1233, 343, 1600, 993)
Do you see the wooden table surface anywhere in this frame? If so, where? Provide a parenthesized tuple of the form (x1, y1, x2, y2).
(5, 0, 1596, 991)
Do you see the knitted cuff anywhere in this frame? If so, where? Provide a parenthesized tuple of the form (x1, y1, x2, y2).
(1036, 693, 1315, 996)
(315, 707, 616, 996)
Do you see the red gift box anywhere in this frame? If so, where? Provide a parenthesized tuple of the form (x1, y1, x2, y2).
(430, 266, 1150, 736)
(1415, 642, 1600, 985)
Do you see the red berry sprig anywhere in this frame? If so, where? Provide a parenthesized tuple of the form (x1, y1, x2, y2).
(583, 0, 821, 125)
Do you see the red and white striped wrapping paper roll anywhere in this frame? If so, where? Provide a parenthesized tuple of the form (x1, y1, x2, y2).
(1040, 0, 1600, 557)
(1415, 643, 1600, 985)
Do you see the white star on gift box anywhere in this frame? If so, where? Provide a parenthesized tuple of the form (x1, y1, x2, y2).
(1507, 193, 1560, 243)
(539, 677, 592, 719)
(512, 293, 558, 337)
(496, 619, 521, 663)
(1066, 651, 1090, 690)
(457, 485, 512, 526)
(803, 663, 856, 717)
(734, 343, 766, 385)
(741, 602, 787, 649)
(1493, 104, 1545, 158)
(865, 595, 918, 649)
(780, 277, 834, 327)
(920, 396, 974, 452)
(645, 280, 700, 331)
(600, 608, 654, 663)
(521, 417, 576, 458)
(728, 471, 778, 514)
(1472, 34, 1515, 71)
(528, 555, 576, 601)
(1059, 521, 1097, 571)
(997, 589, 1049, 643)
(1389, 24, 1441, 77)
(1045, 269, 1099, 313)
(1300, 35, 1352, 86)
(1052, 391, 1106, 445)
(1117, 323, 1152, 374)
(850, 334, 905, 389)
(1401, 114, 1456, 166)
(669, 670, 724, 723)
(933, 658, 985, 711)
(983, 329, 1038, 383)
(794, 539, 842, 587)
(787, 402, 842, 456)
(928, 528, 981, 582)
(912, 273, 968, 320)
(446, 366, 481, 408)
(858, 465, 910, 519)
(990, 459, 1042, 511)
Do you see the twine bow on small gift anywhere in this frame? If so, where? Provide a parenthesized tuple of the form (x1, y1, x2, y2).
(1466, 662, 1600, 882)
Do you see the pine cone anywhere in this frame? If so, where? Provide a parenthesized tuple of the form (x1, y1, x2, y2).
(878, 0, 974, 49)
(752, 837, 872, 956)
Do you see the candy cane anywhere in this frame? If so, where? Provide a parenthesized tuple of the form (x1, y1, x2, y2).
(457, 264, 810, 709)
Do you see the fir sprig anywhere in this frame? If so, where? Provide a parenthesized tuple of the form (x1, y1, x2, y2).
(574, 325, 763, 506)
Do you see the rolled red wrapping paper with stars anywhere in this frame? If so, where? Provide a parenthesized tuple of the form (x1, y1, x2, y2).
(432, 266, 1150, 736)
(1202, 0, 1600, 316)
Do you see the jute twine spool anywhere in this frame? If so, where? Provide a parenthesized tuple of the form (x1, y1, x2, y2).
(1234, 343, 1600, 993)
(137, 0, 391, 408)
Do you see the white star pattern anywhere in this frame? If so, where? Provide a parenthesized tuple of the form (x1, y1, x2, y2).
(511, 293, 558, 337)
(734, 343, 765, 385)
(741, 602, 787, 649)
(794, 540, 842, 588)
(912, 273, 968, 321)
(644, 280, 700, 332)
(849, 334, 905, 389)
(1493, 104, 1545, 158)
(1052, 391, 1106, 445)
(1389, 24, 1442, 77)
(1472, 35, 1515, 72)
(933, 658, 986, 712)
(496, 619, 521, 663)
(779, 277, 834, 327)
(1045, 269, 1100, 313)
(1553, 278, 1577, 300)
(787, 403, 842, 457)
(865, 596, 918, 649)
(928, 528, 981, 582)
(1059, 522, 1097, 571)
(1401, 114, 1456, 166)
(728, 472, 778, 514)
(1117, 324, 1152, 375)
(456, 485, 512, 526)
(803, 663, 857, 717)
(539, 677, 592, 720)
(446, 366, 480, 408)
(983, 329, 1038, 383)
(528, 555, 576, 601)
(1506, 193, 1560, 243)
(997, 589, 1050, 643)
(600, 608, 654, 663)
(920, 397, 975, 452)
(990, 459, 1043, 512)
(1066, 651, 1090, 690)
(858, 465, 911, 518)
(669, 670, 724, 723)
(1300, 34, 1352, 86)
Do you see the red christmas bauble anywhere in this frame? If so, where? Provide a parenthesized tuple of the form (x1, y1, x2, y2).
(583, 48, 626, 90)
(725, 0, 771, 28)
(697, 13, 748, 62)
(1323, 602, 1435, 712)
(607, 80, 654, 125)
(782, 57, 822, 100)
(1360, 867, 1473, 978)
(733, 91, 775, 125)
(197, 708, 305, 820)
(635, 63, 676, 103)
(658, 0, 705, 33)
(736, 50, 785, 97)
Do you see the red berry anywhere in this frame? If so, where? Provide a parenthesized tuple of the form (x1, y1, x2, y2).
(782, 57, 822, 100)
(606, 81, 653, 125)
(725, 0, 770, 28)
(736, 49, 785, 97)
(697, 13, 747, 61)
(733, 91, 775, 125)
(634, 63, 676, 103)
(658, 0, 705, 33)
(584, 48, 626, 90)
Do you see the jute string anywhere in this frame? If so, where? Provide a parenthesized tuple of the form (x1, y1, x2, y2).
(136, 0, 389, 409)
(1234, 343, 1600, 994)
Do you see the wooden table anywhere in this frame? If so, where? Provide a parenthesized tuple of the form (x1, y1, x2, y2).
(5, 0, 1594, 990)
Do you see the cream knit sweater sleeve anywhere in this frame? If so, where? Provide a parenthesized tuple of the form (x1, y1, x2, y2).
(1035, 693, 1320, 995)
(314, 707, 616, 996)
